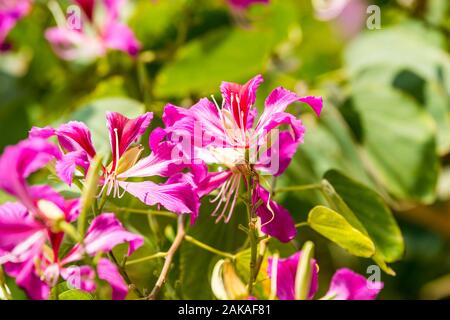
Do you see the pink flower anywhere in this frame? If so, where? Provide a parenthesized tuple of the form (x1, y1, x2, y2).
(313, 0, 367, 39)
(0, 138, 143, 299)
(30, 112, 200, 220)
(157, 75, 322, 242)
(0, 0, 31, 50)
(45, 0, 140, 61)
(267, 252, 383, 300)
(227, 0, 269, 10)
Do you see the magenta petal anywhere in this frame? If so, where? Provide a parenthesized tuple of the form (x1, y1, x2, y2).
(0, 0, 31, 47)
(31, 121, 96, 157)
(61, 265, 96, 293)
(102, 22, 140, 56)
(255, 118, 305, 176)
(62, 213, 143, 264)
(220, 74, 263, 127)
(0, 138, 61, 209)
(253, 185, 296, 242)
(118, 142, 183, 179)
(31, 122, 96, 184)
(106, 112, 153, 169)
(4, 257, 50, 300)
(267, 251, 318, 300)
(118, 180, 200, 217)
(56, 150, 90, 185)
(149, 127, 168, 151)
(0, 202, 43, 252)
(228, 0, 269, 9)
(257, 87, 323, 134)
(298, 96, 324, 117)
(190, 98, 229, 147)
(265, 87, 323, 116)
(162, 104, 192, 128)
(196, 170, 232, 198)
(97, 258, 128, 300)
(325, 268, 383, 300)
(45, 26, 105, 61)
(63, 199, 81, 223)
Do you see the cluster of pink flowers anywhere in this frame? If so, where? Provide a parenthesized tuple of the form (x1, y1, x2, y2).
(0, 74, 382, 300)
(0, 138, 143, 299)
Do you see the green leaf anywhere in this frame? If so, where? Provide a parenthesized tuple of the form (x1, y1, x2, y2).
(345, 22, 450, 93)
(324, 170, 404, 263)
(307, 206, 375, 258)
(70, 97, 145, 157)
(59, 289, 94, 300)
(154, 0, 300, 98)
(350, 80, 439, 203)
(155, 28, 272, 98)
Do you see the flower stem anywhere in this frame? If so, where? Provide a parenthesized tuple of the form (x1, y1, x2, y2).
(295, 222, 309, 228)
(274, 184, 322, 194)
(147, 215, 186, 300)
(111, 206, 177, 219)
(125, 252, 168, 266)
(184, 235, 235, 260)
(109, 252, 144, 297)
(246, 177, 258, 295)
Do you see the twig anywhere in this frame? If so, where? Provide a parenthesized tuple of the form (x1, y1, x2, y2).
(111, 206, 177, 219)
(125, 252, 168, 266)
(147, 215, 186, 300)
(109, 252, 144, 298)
(274, 184, 322, 194)
(184, 235, 235, 260)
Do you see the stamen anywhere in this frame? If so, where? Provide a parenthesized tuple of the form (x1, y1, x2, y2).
(215, 175, 239, 223)
(97, 175, 111, 198)
(117, 181, 127, 198)
(210, 177, 232, 204)
(106, 176, 115, 196)
(260, 192, 276, 228)
(211, 177, 233, 217)
(224, 176, 241, 223)
(211, 95, 222, 113)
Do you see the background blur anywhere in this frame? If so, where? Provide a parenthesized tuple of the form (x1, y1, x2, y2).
(1, 0, 449, 299)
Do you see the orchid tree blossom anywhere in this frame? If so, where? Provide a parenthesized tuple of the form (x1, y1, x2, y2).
(45, 0, 140, 61)
(227, 0, 269, 10)
(267, 251, 384, 300)
(156, 75, 323, 242)
(30, 111, 199, 220)
(0, 138, 143, 299)
(0, 0, 32, 50)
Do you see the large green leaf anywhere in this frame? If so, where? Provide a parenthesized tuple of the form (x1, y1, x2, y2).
(345, 22, 450, 93)
(307, 206, 375, 258)
(350, 80, 439, 203)
(345, 22, 450, 155)
(324, 170, 404, 263)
